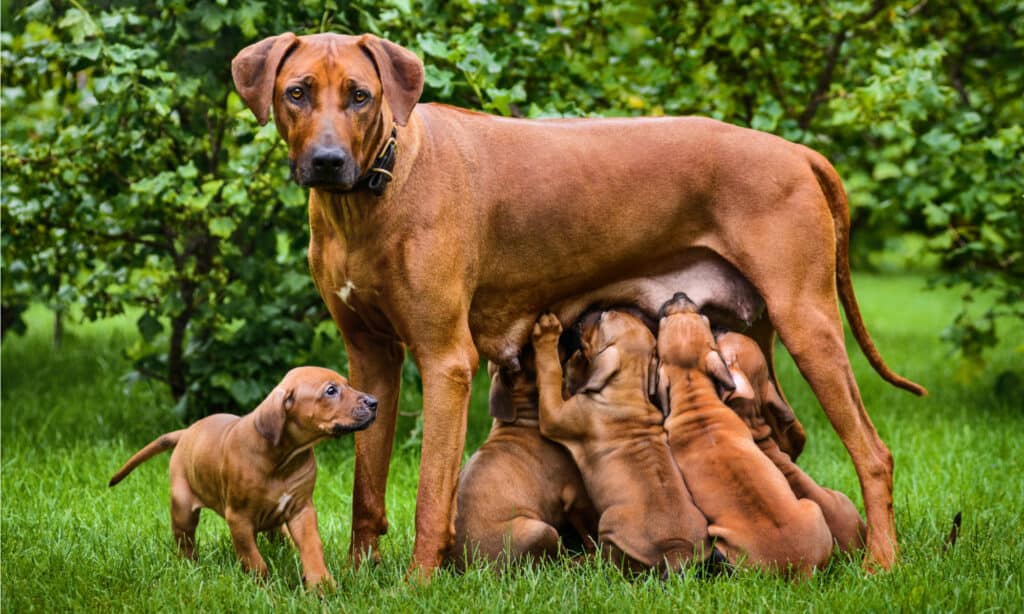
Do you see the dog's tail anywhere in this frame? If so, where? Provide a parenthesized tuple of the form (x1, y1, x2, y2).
(108, 430, 185, 486)
(809, 154, 928, 396)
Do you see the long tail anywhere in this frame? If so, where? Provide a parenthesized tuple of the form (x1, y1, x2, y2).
(809, 155, 928, 396)
(108, 430, 185, 486)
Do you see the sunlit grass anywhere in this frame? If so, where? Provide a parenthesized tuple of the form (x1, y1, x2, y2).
(3, 274, 1022, 611)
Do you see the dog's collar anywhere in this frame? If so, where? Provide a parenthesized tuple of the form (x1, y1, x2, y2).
(355, 127, 398, 196)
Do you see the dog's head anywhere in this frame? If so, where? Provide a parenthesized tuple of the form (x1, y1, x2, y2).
(232, 33, 424, 192)
(571, 310, 658, 412)
(715, 331, 806, 459)
(252, 366, 377, 447)
(655, 293, 736, 411)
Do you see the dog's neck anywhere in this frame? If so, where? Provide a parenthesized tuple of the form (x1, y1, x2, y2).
(664, 366, 725, 418)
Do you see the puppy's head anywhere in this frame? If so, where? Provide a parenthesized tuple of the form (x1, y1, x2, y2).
(656, 292, 735, 396)
(573, 310, 657, 408)
(715, 331, 806, 458)
(253, 366, 377, 447)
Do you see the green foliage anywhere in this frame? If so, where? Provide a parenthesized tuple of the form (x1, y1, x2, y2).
(2, 1, 1021, 414)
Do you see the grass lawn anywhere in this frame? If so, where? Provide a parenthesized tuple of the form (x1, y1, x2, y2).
(2, 274, 1022, 612)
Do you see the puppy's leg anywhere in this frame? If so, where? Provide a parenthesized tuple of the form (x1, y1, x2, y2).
(170, 477, 200, 561)
(226, 510, 269, 580)
(532, 315, 579, 440)
(287, 504, 335, 592)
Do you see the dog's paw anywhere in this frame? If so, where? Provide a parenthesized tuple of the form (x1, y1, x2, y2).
(532, 313, 563, 345)
(305, 572, 337, 596)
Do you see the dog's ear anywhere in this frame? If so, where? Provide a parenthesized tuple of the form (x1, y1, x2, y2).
(580, 346, 620, 394)
(253, 386, 294, 446)
(722, 367, 756, 403)
(656, 363, 671, 417)
(358, 34, 424, 127)
(705, 350, 736, 394)
(232, 33, 299, 125)
(762, 380, 806, 459)
(488, 368, 516, 423)
(647, 352, 660, 407)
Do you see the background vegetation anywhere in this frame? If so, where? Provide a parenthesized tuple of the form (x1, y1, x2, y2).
(3, 0, 1021, 416)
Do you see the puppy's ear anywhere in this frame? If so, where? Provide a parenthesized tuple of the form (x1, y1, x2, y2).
(253, 387, 294, 446)
(656, 363, 671, 417)
(762, 381, 806, 459)
(580, 346, 620, 394)
(705, 350, 736, 393)
(488, 369, 516, 423)
(232, 33, 298, 125)
(358, 34, 425, 126)
(722, 367, 756, 403)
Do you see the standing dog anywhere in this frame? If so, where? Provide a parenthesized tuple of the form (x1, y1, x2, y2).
(532, 311, 711, 574)
(109, 367, 377, 590)
(231, 32, 923, 574)
(452, 348, 597, 568)
(716, 331, 867, 553)
(656, 295, 833, 577)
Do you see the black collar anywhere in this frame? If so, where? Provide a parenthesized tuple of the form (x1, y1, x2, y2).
(355, 127, 398, 196)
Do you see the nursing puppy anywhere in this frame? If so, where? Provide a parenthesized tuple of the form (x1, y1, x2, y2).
(109, 367, 377, 590)
(532, 310, 711, 574)
(656, 294, 832, 577)
(452, 347, 598, 568)
(716, 331, 866, 554)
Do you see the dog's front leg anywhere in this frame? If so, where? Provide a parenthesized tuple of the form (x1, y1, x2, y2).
(287, 504, 336, 592)
(408, 334, 479, 578)
(225, 510, 268, 581)
(344, 328, 405, 567)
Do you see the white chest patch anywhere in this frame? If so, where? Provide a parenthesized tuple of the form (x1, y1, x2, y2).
(276, 492, 293, 514)
(336, 280, 357, 311)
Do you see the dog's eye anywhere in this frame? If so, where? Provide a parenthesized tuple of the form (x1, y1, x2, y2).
(287, 87, 304, 102)
(352, 89, 369, 105)
(325, 384, 339, 397)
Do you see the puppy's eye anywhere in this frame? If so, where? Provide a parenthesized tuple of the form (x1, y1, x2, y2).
(287, 87, 305, 102)
(352, 89, 369, 105)
(325, 384, 339, 397)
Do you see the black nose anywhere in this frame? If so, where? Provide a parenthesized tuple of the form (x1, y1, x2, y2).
(312, 147, 347, 172)
(362, 395, 378, 413)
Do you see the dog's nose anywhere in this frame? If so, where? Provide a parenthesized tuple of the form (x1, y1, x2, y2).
(311, 147, 347, 172)
(362, 395, 378, 413)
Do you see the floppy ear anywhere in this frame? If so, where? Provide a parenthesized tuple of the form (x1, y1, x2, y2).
(488, 369, 516, 422)
(253, 387, 294, 446)
(358, 34, 425, 126)
(704, 350, 736, 393)
(656, 364, 671, 417)
(723, 367, 756, 403)
(762, 380, 807, 459)
(580, 346, 620, 394)
(232, 33, 299, 125)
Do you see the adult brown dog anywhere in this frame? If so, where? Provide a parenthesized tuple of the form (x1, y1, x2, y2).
(532, 311, 711, 573)
(717, 331, 867, 553)
(109, 367, 378, 590)
(452, 349, 597, 568)
(656, 294, 833, 576)
(231, 32, 924, 575)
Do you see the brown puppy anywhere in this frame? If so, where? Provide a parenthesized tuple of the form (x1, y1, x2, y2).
(532, 311, 710, 574)
(232, 33, 924, 574)
(716, 331, 867, 554)
(109, 367, 377, 590)
(452, 348, 598, 568)
(656, 294, 832, 577)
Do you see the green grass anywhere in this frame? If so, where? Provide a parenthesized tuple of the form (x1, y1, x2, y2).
(3, 274, 1023, 612)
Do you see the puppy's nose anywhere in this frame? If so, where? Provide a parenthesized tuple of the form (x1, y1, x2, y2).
(311, 147, 347, 172)
(362, 395, 378, 413)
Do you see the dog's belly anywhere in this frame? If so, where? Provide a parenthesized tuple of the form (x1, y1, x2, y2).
(470, 250, 764, 368)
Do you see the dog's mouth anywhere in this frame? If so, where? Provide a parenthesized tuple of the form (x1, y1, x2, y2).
(329, 414, 376, 436)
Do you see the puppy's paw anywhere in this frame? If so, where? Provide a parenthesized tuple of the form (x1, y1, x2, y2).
(304, 572, 337, 596)
(532, 313, 563, 345)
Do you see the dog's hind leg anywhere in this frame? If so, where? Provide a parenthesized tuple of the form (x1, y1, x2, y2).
(170, 478, 201, 561)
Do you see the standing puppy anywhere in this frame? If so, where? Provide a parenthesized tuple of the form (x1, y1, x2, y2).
(109, 367, 378, 590)
(656, 294, 832, 577)
(532, 311, 711, 574)
(716, 331, 867, 553)
(452, 348, 597, 568)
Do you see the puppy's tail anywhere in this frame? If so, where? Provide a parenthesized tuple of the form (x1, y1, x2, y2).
(108, 430, 184, 486)
(809, 153, 928, 396)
